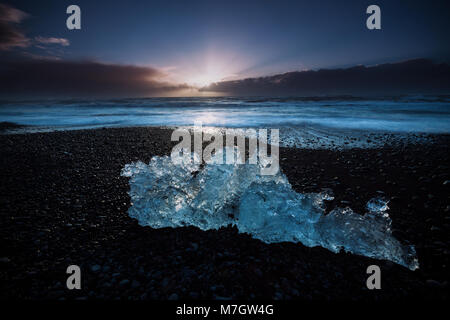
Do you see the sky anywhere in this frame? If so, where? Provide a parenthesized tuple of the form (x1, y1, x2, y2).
(1, 0, 449, 97)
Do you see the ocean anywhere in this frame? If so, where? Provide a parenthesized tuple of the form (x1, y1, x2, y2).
(1, 96, 449, 148)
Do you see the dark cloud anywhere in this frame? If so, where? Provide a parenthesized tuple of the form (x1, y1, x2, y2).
(0, 56, 191, 98)
(201, 59, 450, 96)
(0, 3, 30, 50)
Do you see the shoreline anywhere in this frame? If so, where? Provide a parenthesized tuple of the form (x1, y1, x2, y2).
(1, 122, 446, 150)
(0, 126, 448, 300)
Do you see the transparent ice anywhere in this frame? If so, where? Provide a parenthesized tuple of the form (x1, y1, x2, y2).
(121, 149, 418, 270)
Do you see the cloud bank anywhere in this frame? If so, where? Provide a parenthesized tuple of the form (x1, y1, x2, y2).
(201, 59, 450, 96)
(0, 57, 191, 98)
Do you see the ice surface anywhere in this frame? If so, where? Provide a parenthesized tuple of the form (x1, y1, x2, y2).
(121, 149, 419, 270)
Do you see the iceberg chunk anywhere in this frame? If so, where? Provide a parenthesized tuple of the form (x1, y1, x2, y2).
(121, 150, 418, 270)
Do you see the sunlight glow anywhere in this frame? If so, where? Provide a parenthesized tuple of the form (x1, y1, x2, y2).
(189, 71, 224, 87)
(170, 47, 247, 88)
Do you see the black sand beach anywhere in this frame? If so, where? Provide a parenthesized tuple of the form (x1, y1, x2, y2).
(0, 127, 448, 300)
